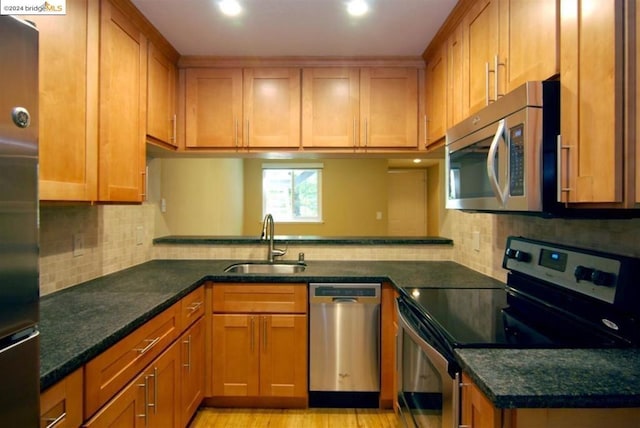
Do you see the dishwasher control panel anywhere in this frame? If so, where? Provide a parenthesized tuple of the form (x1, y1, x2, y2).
(309, 283, 381, 303)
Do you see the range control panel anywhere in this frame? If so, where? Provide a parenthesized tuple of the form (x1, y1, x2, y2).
(503, 236, 621, 304)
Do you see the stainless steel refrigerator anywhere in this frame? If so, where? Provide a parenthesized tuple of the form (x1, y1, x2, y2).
(0, 15, 40, 426)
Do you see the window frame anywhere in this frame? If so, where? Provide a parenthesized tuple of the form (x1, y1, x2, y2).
(261, 163, 323, 223)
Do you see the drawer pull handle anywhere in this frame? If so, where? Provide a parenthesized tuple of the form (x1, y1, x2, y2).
(43, 412, 66, 428)
(187, 301, 203, 313)
(135, 337, 160, 355)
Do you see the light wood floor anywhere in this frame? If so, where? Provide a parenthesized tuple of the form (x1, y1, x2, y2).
(189, 408, 403, 428)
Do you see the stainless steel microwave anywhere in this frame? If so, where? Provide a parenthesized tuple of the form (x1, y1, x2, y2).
(445, 81, 560, 214)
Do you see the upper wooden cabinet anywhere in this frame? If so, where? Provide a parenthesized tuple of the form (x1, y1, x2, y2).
(98, 0, 147, 202)
(463, 0, 500, 114)
(425, 46, 447, 148)
(147, 42, 177, 148)
(360, 68, 419, 149)
(447, 23, 466, 129)
(27, 0, 99, 202)
(184, 68, 243, 149)
(559, 0, 625, 205)
(301, 68, 360, 148)
(244, 68, 302, 149)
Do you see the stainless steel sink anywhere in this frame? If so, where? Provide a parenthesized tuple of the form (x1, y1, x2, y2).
(223, 262, 307, 274)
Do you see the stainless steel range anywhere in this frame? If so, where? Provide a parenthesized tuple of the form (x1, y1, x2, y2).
(396, 236, 640, 428)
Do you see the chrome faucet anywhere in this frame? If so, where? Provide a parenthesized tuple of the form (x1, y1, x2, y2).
(261, 214, 286, 263)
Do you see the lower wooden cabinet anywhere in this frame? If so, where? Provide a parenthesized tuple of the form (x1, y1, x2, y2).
(84, 340, 180, 428)
(461, 372, 640, 428)
(211, 313, 307, 399)
(179, 316, 205, 427)
(40, 369, 84, 428)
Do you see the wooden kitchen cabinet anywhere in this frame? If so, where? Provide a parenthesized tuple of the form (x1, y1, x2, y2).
(462, 372, 640, 428)
(184, 68, 243, 149)
(40, 369, 83, 428)
(447, 23, 466, 129)
(211, 313, 307, 399)
(84, 341, 180, 428)
(179, 316, 205, 427)
(461, 0, 557, 115)
(424, 45, 447, 149)
(210, 283, 308, 406)
(26, 0, 99, 202)
(98, 0, 147, 202)
(147, 42, 177, 148)
(243, 68, 301, 149)
(359, 68, 419, 149)
(559, 0, 625, 205)
(301, 68, 360, 148)
(463, 0, 500, 114)
(84, 302, 179, 419)
(461, 373, 504, 428)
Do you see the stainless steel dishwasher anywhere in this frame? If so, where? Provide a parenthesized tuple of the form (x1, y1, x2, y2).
(309, 283, 381, 408)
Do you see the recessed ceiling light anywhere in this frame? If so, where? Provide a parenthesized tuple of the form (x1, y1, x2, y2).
(346, 0, 369, 17)
(413, 159, 422, 164)
(218, 0, 242, 17)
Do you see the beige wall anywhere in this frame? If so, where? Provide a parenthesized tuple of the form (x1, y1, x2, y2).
(153, 158, 244, 236)
(243, 158, 389, 236)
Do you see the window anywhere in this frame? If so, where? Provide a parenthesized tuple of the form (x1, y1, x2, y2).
(262, 164, 322, 222)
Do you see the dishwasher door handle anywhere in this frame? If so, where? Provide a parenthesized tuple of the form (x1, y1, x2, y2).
(332, 298, 358, 303)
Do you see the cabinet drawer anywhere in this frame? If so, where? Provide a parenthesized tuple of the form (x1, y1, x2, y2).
(84, 302, 179, 419)
(212, 283, 307, 313)
(180, 286, 205, 331)
(40, 368, 83, 428)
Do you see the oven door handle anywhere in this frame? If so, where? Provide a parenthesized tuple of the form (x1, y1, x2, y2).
(486, 118, 509, 207)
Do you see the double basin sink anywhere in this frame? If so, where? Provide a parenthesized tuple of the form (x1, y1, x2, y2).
(224, 261, 307, 274)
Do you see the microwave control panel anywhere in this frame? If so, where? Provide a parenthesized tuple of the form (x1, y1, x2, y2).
(509, 123, 525, 196)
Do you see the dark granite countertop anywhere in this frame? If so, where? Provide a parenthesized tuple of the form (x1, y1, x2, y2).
(153, 235, 453, 246)
(39, 259, 489, 390)
(455, 348, 640, 408)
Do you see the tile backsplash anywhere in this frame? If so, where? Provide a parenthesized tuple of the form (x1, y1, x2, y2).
(442, 209, 640, 282)
(39, 204, 154, 295)
(39, 201, 640, 295)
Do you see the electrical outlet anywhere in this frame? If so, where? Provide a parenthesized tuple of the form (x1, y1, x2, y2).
(160, 198, 166, 213)
(73, 233, 84, 257)
(136, 226, 144, 246)
(376, 211, 383, 220)
(471, 231, 480, 252)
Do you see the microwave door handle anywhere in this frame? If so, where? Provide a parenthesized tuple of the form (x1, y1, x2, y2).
(487, 118, 508, 206)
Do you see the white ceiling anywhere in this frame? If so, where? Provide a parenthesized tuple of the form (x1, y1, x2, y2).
(131, 0, 457, 57)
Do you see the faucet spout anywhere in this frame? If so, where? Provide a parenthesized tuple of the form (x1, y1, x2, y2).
(261, 214, 286, 263)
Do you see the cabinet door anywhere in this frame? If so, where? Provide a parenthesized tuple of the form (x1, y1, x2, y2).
(560, 0, 624, 203)
(185, 68, 243, 149)
(212, 314, 260, 397)
(40, 369, 83, 428)
(98, 0, 147, 202)
(447, 23, 466, 129)
(425, 46, 447, 149)
(499, 0, 558, 92)
(244, 68, 301, 148)
(301, 68, 360, 148)
(147, 42, 177, 147)
(461, 373, 503, 428)
(27, 0, 98, 201)
(259, 314, 307, 399)
(84, 373, 146, 428)
(180, 317, 205, 427)
(360, 68, 418, 148)
(148, 342, 180, 428)
(463, 0, 500, 114)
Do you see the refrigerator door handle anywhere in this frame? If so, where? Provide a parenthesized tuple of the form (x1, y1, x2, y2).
(0, 329, 39, 355)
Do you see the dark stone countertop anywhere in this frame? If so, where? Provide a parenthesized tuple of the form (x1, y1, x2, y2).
(39, 259, 490, 390)
(152, 235, 454, 246)
(455, 348, 640, 408)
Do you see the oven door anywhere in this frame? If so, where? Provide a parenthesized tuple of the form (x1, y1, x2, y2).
(396, 298, 460, 428)
(446, 106, 542, 212)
